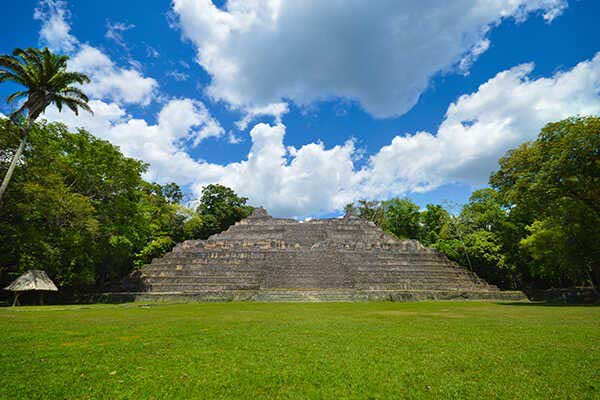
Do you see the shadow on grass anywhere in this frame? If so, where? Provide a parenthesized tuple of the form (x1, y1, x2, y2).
(497, 301, 599, 307)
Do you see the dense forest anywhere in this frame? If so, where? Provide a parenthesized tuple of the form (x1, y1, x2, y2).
(346, 116, 600, 291)
(1, 116, 598, 294)
(0, 119, 252, 293)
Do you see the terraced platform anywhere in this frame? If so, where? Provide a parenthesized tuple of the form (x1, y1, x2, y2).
(128, 208, 525, 302)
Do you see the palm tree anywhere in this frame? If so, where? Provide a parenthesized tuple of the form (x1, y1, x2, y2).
(0, 47, 92, 203)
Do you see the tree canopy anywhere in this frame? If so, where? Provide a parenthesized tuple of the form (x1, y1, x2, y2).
(0, 47, 92, 202)
(348, 116, 600, 291)
(491, 116, 600, 289)
(1, 114, 597, 294)
(0, 120, 252, 292)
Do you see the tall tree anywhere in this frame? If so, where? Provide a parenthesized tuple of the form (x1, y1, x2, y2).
(491, 116, 600, 289)
(347, 200, 385, 227)
(0, 47, 91, 203)
(381, 198, 421, 239)
(196, 184, 253, 238)
(419, 204, 451, 246)
(162, 182, 184, 204)
(0, 121, 197, 290)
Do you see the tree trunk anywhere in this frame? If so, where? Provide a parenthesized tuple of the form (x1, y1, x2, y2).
(0, 126, 29, 204)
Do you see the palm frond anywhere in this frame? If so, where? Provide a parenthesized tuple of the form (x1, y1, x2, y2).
(0, 70, 26, 85)
(11, 49, 42, 84)
(55, 98, 63, 113)
(0, 55, 33, 84)
(14, 48, 45, 83)
(58, 87, 89, 102)
(6, 90, 28, 103)
(49, 71, 91, 87)
(1, 47, 93, 121)
(56, 95, 94, 116)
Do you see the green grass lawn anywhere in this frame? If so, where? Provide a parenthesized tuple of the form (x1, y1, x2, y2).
(1, 301, 599, 399)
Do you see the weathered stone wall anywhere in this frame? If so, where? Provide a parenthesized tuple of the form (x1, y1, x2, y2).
(526, 287, 599, 304)
(137, 208, 519, 300)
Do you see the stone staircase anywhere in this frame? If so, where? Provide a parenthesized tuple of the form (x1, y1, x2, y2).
(133, 208, 525, 302)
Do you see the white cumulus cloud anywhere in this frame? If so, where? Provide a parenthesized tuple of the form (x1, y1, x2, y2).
(42, 98, 225, 185)
(43, 52, 600, 218)
(365, 53, 600, 197)
(69, 45, 158, 106)
(235, 102, 289, 131)
(34, 1, 157, 106)
(189, 53, 600, 217)
(172, 0, 567, 117)
(191, 123, 362, 217)
(34, 0, 78, 53)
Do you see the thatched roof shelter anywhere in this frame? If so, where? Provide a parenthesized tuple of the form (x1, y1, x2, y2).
(4, 270, 58, 292)
(4, 270, 58, 306)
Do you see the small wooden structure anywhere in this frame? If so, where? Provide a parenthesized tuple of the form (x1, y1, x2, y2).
(4, 270, 58, 306)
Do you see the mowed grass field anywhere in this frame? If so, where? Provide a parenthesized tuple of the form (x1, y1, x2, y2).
(1, 301, 599, 399)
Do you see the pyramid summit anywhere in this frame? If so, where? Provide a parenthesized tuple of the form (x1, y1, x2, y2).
(133, 208, 525, 302)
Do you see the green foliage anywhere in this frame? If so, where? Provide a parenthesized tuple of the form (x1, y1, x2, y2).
(183, 213, 204, 239)
(349, 200, 384, 226)
(1, 121, 103, 288)
(0, 119, 254, 291)
(491, 116, 600, 289)
(162, 182, 183, 204)
(135, 236, 176, 267)
(0, 47, 91, 120)
(419, 204, 450, 245)
(431, 239, 464, 261)
(347, 117, 599, 290)
(459, 189, 507, 232)
(0, 47, 93, 203)
(381, 198, 421, 239)
(195, 184, 253, 238)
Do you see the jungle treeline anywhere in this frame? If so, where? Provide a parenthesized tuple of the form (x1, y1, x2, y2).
(346, 116, 599, 291)
(0, 116, 598, 293)
(0, 119, 252, 293)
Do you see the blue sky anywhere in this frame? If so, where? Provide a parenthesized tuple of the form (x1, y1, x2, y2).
(1, 0, 599, 218)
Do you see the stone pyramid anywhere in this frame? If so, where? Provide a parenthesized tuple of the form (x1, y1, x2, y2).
(135, 208, 525, 302)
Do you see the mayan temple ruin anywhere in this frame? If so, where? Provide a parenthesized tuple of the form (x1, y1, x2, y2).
(133, 208, 525, 302)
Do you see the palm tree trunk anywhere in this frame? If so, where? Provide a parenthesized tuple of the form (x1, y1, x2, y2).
(0, 124, 29, 204)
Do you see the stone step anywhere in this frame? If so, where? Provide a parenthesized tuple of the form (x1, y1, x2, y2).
(356, 285, 497, 291)
(148, 258, 458, 267)
(146, 264, 465, 273)
(142, 267, 480, 280)
(354, 271, 492, 279)
(168, 247, 441, 254)
(144, 276, 260, 283)
(145, 283, 260, 291)
(253, 290, 358, 302)
(356, 279, 497, 287)
(136, 212, 503, 297)
(142, 270, 258, 278)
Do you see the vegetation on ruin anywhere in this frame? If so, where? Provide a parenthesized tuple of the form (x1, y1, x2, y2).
(0, 301, 598, 399)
